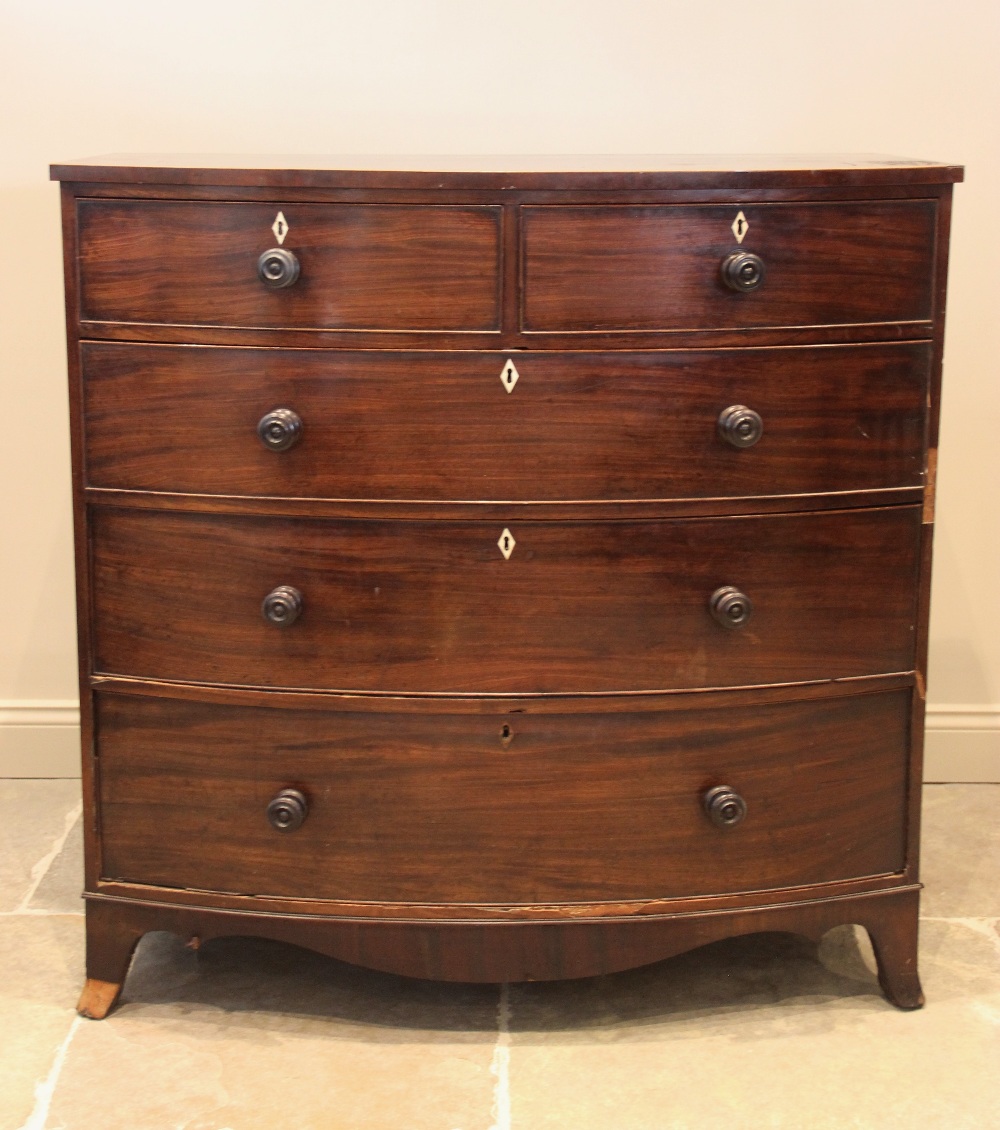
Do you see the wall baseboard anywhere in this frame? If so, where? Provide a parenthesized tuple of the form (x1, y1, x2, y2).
(0, 700, 81, 777)
(1, 699, 998, 780)
(923, 704, 1000, 782)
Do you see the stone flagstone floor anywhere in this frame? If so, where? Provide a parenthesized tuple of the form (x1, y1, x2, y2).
(1, 780, 998, 1130)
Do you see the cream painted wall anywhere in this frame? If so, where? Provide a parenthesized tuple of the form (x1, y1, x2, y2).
(1, 0, 997, 773)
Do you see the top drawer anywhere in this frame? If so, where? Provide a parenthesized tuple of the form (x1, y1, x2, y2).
(521, 201, 937, 333)
(76, 200, 502, 332)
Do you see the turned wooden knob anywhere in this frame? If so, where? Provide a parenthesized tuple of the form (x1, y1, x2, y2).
(266, 788, 308, 832)
(718, 405, 764, 448)
(703, 785, 747, 828)
(720, 250, 765, 292)
(257, 247, 300, 289)
(709, 585, 753, 629)
(261, 585, 303, 626)
(257, 408, 302, 451)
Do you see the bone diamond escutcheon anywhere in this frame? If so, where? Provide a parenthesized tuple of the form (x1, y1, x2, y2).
(500, 359, 520, 393)
(498, 528, 516, 559)
(731, 211, 749, 243)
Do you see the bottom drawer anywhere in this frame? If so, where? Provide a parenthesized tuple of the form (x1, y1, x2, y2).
(95, 688, 911, 905)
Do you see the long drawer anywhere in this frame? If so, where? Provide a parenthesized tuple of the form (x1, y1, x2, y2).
(76, 200, 502, 331)
(95, 688, 910, 904)
(521, 201, 937, 332)
(90, 506, 922, 693)
(81, 342, 930, 500)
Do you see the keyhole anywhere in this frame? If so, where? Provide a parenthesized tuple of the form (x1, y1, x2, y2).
(737, 218, 745, 236)
(500, 723, 513, 746)
(506, 368, 513, 384)
(498, 527, 515, 558)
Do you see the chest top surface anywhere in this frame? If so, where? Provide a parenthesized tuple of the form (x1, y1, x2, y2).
(50, 153, 964, 190)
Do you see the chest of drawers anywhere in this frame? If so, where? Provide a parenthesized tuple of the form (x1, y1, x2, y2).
(51, 155, 962, 1019)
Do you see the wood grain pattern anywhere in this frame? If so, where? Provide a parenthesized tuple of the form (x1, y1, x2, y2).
(90, 506, 922, 693)
(77, 200, 502, 331)
(51, 159, 961, 1011)
(95, 688, 909, 904)
(521, 201, 937, 332)
(81, 341, 931, 501)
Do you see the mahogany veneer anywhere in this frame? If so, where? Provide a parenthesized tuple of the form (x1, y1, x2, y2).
(78, 200, 502, 331)
(53, 155, 962, 1019)
(81, 342, 930, 500)
(96, 689, 910, 904)
(90, 506, 922, 693)
(520, 201, 937, 331)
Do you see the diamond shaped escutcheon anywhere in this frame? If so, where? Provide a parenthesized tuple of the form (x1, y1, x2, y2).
(500, 359, 520, 393)
(498, 528, 516, 559)
(272, 211, 289, 244)
(731, 211, 748, 243)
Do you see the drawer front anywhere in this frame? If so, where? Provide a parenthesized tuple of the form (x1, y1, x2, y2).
(522, 201, 937, 332)
(77, 200, 502, 331)
(96, 689, 910, 904)
(82, 342, 930, 500)
(91, 507, 921, 693)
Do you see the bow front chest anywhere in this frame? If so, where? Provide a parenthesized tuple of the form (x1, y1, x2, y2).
(50, 155, 962, 1018)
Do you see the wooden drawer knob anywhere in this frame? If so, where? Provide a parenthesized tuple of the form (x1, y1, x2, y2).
(720, 251, 765, 292)
(703, 785, 747, 828)
(266, 788, 308, 832)
(709, 585, 753, 629)
(257, 247, 300, 289)
(261, 585, 303, 626)
(257, 408, 303, 452)
(718, 405, 763, 448)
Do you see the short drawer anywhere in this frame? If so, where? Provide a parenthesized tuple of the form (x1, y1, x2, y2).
(91, 506, 922, 693)
(76, 200, 502, 332)
(521, 201, 937, 332)
(82, 342, 930, 501)
(95, 688, 910, 904)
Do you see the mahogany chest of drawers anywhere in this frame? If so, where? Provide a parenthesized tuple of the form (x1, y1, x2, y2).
(51, 155, 963, 1018)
